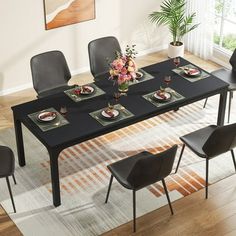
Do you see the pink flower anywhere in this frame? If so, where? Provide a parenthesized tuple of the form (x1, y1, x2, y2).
(117, 75, 125, 85)
(117, 74, 130, 84)
(121, 67, 127, 75)
(130, 71, 136, 79)
(112, 58, 124, 71)
(109, 45, 138, 85)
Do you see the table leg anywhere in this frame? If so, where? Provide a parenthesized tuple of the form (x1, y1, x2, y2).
(217, 89, 227, 126)
(48, 149, 61, 207)
(14, 118, 26, 166)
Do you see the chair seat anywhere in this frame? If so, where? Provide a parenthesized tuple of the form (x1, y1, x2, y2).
(107, 151, 152, 189)
(37, 85, 72, 98)
(180, 125, 217, 158)
(212, 69, 236, 91)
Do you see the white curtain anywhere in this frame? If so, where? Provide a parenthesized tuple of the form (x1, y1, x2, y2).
(184, 0, 215, 60)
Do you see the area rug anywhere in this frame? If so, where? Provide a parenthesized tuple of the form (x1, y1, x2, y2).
(0, 96, 235, 236)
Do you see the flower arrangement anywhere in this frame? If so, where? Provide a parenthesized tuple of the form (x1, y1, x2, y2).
(109, 45, 138, 88)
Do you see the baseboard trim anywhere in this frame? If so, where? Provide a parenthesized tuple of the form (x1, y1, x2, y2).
(211, 56, 230, 69)
(138, 44, 168, 57)
(0, 45, 167, 96)
(0, 82, 33, 96)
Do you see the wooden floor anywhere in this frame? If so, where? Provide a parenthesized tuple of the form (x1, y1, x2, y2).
(2, 50, 236, 236)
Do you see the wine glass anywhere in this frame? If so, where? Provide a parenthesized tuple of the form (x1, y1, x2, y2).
(164, 75, 171, 89)
(113, 92, 121, 103)
(108, 102, 114, 111)
(173, 57, 180, 68)
(60, 106, 67, 115)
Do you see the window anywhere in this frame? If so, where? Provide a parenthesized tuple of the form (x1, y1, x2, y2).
(214, 0, 236, 53)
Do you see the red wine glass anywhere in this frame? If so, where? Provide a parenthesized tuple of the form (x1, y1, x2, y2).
(173, 57, 180, 68)
(164, 75, 171, 88)
(113, 92, 121, 103)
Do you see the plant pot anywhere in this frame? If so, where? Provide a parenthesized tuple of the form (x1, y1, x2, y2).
(168, 42, 184, 58)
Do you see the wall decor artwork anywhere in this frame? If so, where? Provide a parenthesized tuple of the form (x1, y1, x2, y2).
(43, 0, 95, 30)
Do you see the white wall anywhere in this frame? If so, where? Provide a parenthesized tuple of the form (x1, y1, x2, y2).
(0, 0, 168, 95)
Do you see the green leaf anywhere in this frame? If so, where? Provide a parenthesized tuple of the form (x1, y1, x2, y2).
(149, 0, 198, 44)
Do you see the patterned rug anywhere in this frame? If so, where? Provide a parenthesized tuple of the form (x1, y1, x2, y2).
(0, 95, 235, 236)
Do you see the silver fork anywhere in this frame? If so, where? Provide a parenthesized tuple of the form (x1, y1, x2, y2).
(52, 121, 61, 126)
(119, 105, 129, 115)
(169, 89, 181, 99)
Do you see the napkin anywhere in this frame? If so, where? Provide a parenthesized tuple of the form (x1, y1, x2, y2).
(104, 109, 114, 118)
(156, 91, 167, 99)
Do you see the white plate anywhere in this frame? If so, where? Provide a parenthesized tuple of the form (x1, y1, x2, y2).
(153, 91, 172, 101)
(101, 109, 120, 119)
(37, 111, 57, 122)
(80, 85, 95, 95)
(136, 71, 144, 79)
(183, 68, 200, 77)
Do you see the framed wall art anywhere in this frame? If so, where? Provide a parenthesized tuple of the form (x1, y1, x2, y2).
(43, 0, 95, 30)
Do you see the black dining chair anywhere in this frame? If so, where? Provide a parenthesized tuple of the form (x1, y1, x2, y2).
(0, 146, 17, 213)
(175, 123, 236, 199)
(88, 36, 121, 79)
(105, 145, 178, 232)
(30, 50, 72, 98)
(203, 49, 236, 123)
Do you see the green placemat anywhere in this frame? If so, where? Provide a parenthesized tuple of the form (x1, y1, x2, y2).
(172, 64, 210, 82)
(64, 84, 105, 102)
(130, 68, 155, 86)
(89, 104, 134, 126)
(143, 89, 185, 108)
(28, 107, 69, 132)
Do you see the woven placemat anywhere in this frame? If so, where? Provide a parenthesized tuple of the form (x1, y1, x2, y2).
(172, 64, 210, 82)
(143, 88, 185, 108)
(130, 68, 155, 86)
(89, 104, 134, 126)
(28, 107, 69, 132)
(64, 84, 105, 102)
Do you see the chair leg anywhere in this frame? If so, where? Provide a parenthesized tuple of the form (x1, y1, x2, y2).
(228, 91, 233, 123)
(231, 150, 236, 172)
(175, 144, 185, 173)
(133, 190, 136, 233)
(12, 174, 17, 185)
(105, 175, 113, 203)
(205, 158, 209, 199)
(162, 179, 174, 215)
(6, 177, 16, 213)
(203, 98, 208, 108)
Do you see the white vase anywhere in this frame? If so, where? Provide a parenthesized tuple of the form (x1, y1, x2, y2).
(168, 42, 184, 58)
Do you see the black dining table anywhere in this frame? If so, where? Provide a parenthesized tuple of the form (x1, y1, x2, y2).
(11, 58, 228, 207)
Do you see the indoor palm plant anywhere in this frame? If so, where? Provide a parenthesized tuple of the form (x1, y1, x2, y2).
(149, 0, 199, 58)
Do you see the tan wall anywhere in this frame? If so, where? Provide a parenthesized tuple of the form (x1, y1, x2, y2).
(0, 0, 167, 94)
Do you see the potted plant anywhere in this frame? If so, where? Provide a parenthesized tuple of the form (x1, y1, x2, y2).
(149, 0, 199, 58)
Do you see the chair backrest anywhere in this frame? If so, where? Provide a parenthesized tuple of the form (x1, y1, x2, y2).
(127, 145, 178, 190)
(88, 36, 121, 78)
(0, 145, 15, 178)
(30, 50, 71, 96)
(203, 123, 236, 158)
(229, 48, 236, 71)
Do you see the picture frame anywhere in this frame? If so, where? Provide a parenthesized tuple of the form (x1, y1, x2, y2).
(43, 0, 95, 30)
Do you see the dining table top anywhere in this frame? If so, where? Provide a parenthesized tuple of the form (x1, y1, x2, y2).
(12, 57, 229, 151)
